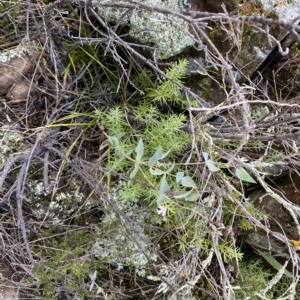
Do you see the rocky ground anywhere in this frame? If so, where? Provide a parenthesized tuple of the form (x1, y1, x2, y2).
(1, 0, 300, 299)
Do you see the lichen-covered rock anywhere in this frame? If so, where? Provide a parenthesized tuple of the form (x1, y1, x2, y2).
(0, 125, 28, 167)
(260, 0, 298, 19)
(0, 41, 39, 99)
(97, 0, 194, 59)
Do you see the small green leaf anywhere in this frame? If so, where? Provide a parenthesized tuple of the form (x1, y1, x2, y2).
(157, 193, 167, 205)
(108, 136, 119, 147)
(129, 165, 139, 179)
(202, 152, 220, 172)
(174, 190, 192, 199)
(203, 194, 216, 205)
(206, 160, 220, 172)
(185, 192, 199, 202)
(89, 270, 97, 291)
(202, 152, 209, 162)
(107, 133, 125, 147)
(273, 253, 290, 259)
(149, 148, 163, 166)
(235, 167, 256, 183)
(166, 162, 175, 173)
(176, 172, 184, 183)
(90, 270, 97, 281)
(99, 140, 109, 151)
(135, 138, 144, 161)
(184, 151, 193, 164)
(148, 148, 171, 166)
(110, 150, 132, 172)
(259, 252, 293, 278)
(159, 174, 170, 194)
(180, 176, 197, 188)
(110, 157, 125, 172)
(174, 191, 199, 201)
(149, 167, 166, 175)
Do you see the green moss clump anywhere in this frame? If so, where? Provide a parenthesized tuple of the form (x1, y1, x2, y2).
(30, 228, 97, 299)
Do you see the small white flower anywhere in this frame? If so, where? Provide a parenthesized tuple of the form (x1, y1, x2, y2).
(157, 206, 167, 217)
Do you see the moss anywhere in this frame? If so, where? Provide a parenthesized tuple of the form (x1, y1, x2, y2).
(0, 0, 25, 35)
(31, 228, 96, 299)
(238, 1, 267, 15)
(206, 1, 282, 80)
(234, 259, 274, 299)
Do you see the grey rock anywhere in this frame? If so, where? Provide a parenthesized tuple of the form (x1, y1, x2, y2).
(96, 0, 194, 59)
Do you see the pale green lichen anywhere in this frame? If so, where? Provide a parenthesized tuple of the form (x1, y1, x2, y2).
(91, 186, 158, 276)
(260, 0, 299, 19)
(0, 46, 30, 63)
(28, 179, 85, 224)
(97, 0, 194, 59)
(0, 126, 28, 167)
